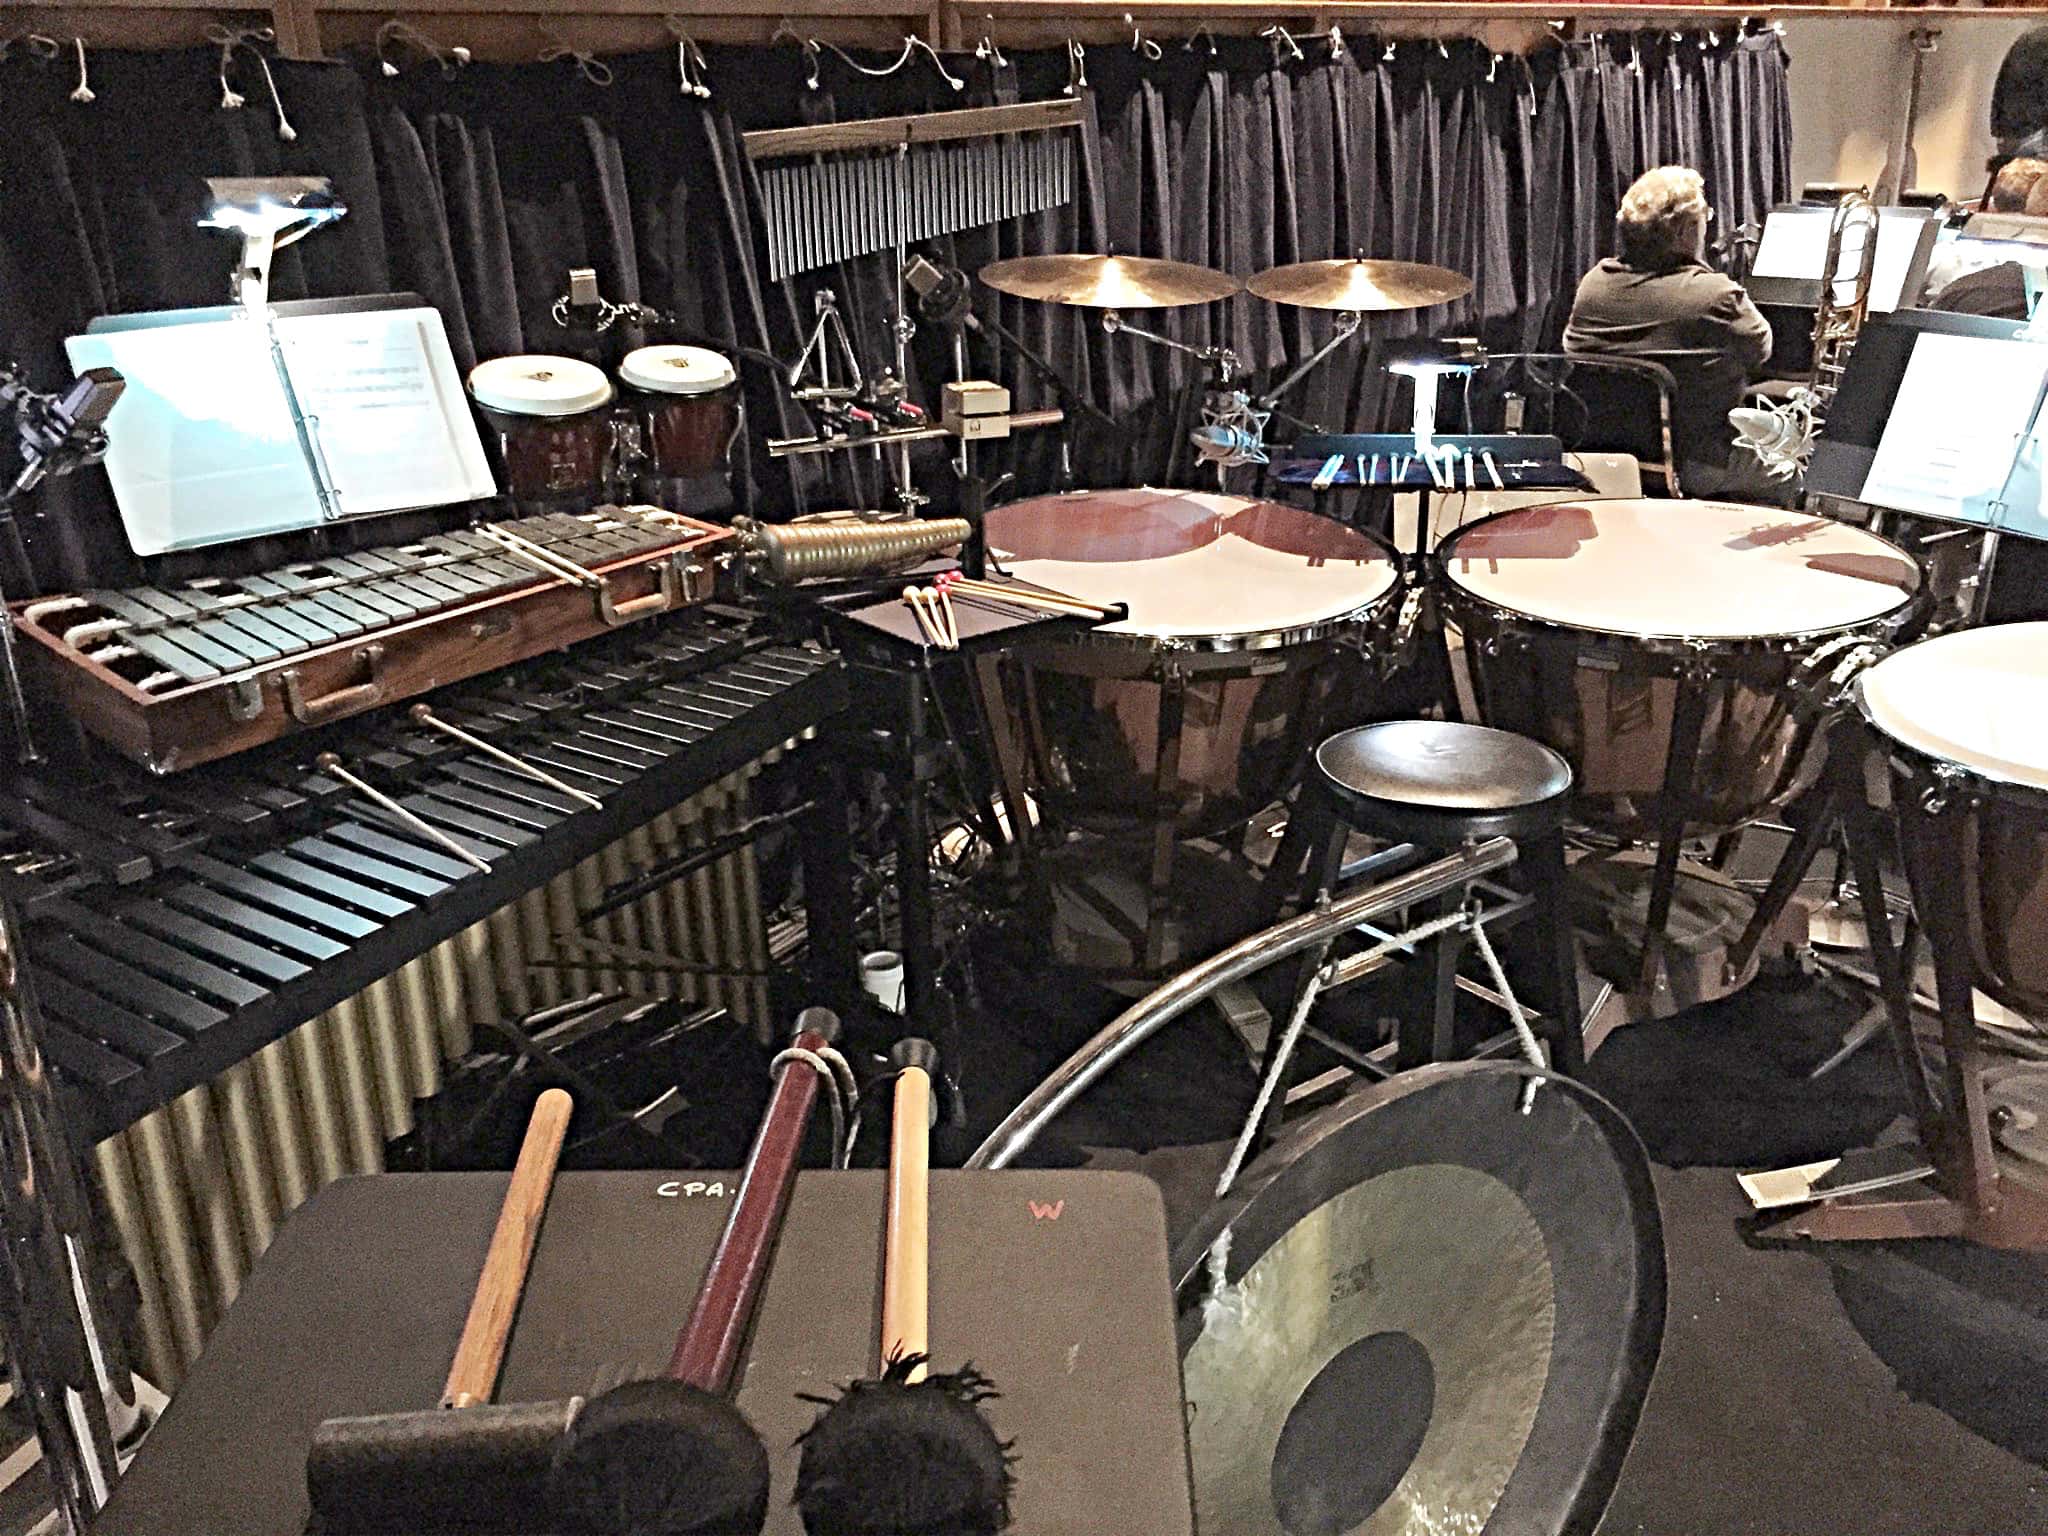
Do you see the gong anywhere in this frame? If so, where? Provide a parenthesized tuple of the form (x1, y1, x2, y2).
(1173, 1063, 1664, 1536)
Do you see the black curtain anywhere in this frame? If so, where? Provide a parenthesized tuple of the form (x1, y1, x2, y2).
(0, 28, 1791, 593)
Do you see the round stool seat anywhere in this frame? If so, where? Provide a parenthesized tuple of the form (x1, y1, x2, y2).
(1314, 720, 1574, 845)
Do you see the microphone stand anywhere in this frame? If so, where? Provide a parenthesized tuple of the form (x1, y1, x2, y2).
(915, 267, 1117, 577)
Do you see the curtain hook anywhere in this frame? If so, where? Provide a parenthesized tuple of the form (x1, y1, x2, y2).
(1523, 55, 1538, 119)
(68, 36, 93, 104)
(770, 20, 822, 88)
(1486, 52, 1499, 83)
(1184, 24, 1218, 57)
(908, 34, 965, 91)
(538, 29, 614, 88)
(1124, 14, 1162, 62)
(1327, 25, 1346, 61)
(1383, 38, 1397, 63)
(975, 15, 1008, 70)
(1437, 39, 1452, 62)
(375, 20, 468, 78)
(1065, 38, 1087, 96)
(1262, 25, 1304, 64)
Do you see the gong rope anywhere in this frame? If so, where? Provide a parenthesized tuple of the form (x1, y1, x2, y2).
(1204, 901, 1551, 1317)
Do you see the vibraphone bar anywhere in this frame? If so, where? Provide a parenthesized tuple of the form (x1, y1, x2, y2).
(8, 610, 846, 1142)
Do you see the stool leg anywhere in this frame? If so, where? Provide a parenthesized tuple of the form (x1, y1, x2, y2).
(1397, 888, 1467, 1071)
(1524, 828, 1585, 1075)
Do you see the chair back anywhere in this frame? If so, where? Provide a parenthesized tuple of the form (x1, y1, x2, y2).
(1469, 352, 1684, 495)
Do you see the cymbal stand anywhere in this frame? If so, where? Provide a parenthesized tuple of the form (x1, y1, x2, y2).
(1100, 308, 1241, 382)
(1256, 309, 1364, 410)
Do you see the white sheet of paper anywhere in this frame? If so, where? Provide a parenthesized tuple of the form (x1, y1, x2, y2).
(1750, 208, 1927, 312)
(1860, 331, 2048, 523)
(66, 320, 321, 556)
(68, 303, 494, 555)
(279, 309, 494, 517)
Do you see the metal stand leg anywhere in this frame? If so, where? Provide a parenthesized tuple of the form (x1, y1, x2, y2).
(1638, 675, 1709, 995)
(1397, 892, 1468, 1070)
(1525, 827, 1585, 1075)
(1143, 674, 1189, 977)
(797, 742, 858, 1015)
(1725, 783, 1841, 982)
(894, 676, 943, 1054)
(1842, 800, 1938, 1144)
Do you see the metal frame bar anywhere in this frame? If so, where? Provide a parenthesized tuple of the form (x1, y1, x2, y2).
(967, 836, 1518, 1169)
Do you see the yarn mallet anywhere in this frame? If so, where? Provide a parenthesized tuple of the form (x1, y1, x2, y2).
(794, 1039, 1012, 1536)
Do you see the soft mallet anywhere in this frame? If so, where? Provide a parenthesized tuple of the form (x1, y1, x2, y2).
(794, 1039, 1012, 1536)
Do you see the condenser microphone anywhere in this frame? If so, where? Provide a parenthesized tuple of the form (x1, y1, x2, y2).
(904, 255, 981, 334)
(1729, 398, 1815, 481)
(1190, 423, 1266, 466)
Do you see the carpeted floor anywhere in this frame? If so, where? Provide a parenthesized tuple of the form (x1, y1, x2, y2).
(962, 944, 2048, 1536)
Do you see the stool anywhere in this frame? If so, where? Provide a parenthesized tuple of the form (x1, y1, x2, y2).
(1270, 719, 1584, 1074)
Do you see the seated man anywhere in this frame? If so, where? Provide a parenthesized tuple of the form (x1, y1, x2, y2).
(1564, 166, 1773, 499)
(1926, 157, 2048, 320)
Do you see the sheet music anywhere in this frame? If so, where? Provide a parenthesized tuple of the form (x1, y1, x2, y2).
(66, 319, 323, 555)
(1749, 208, 1928, 313)
(1860, 331, 2048, 524)
(279, 310, 494, 517)
(68, 302, 495, 555)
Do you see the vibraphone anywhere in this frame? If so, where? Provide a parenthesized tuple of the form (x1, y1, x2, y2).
(14, 507, 728, 771)
(3, 609, 847, 1385)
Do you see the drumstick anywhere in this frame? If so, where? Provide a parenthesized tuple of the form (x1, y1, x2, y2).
(316, 754, 493, 874)
(1483, 450, 1505, 489)
(411, 705, 605, 811)
(943, 575, 1109, 620)
(1464, 449, 1476, 489)
(795, 1040, 1012, 1536)
(442, 1089, 574, 1409)
(935, 582, 961, 650)
(918, 588, 957, 649)
(882, 1041, 934, 1379)
(1312, 453, 1344, 491)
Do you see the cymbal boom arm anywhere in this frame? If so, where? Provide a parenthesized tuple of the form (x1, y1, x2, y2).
(1257, 309, 1364, 410)
(1101, 310, 1242, 382)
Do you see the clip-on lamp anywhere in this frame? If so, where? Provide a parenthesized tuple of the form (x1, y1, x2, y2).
(198, 176, 348, 314)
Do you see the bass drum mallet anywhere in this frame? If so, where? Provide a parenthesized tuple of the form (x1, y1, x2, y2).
(308, 1009, 846, 1535)
(795, 1039, 1012, 1536)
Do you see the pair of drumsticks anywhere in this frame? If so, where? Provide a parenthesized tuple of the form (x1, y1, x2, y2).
(902, 572, 1112, 649)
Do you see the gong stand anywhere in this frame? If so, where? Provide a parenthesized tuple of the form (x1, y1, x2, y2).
(1766, 730, 2048, 1251)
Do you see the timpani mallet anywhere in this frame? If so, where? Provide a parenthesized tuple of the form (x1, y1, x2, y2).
(309, 1011, 845, 1535)
(306, 1089, 575, 1530)
(794, 1040, 1012, 1536)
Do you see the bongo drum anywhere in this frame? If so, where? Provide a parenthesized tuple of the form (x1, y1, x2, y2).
(1858, 622, 2048, 1018)
(467, 355, 615, 514)
(979, 488, 1404, 976)
(1174, 1063, 1664, 1536)
(618, 344, 740, 505)
(1438, 499, 1924, 842)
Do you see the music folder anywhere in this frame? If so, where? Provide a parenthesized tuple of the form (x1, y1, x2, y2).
(66, 293, 496, 556)
(1809, 309, 2048, 543)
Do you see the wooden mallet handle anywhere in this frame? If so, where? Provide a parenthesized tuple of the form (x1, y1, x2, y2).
(882, 1039, 939, 1382)
(441, 1088, 575, 1409)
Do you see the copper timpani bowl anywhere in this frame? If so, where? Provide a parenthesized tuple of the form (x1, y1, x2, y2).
(979, 488, 1405, 841)
(1436, 498, 1926, 842)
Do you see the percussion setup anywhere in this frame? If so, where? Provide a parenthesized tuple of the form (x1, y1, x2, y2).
(10, 97, 2048, 1536)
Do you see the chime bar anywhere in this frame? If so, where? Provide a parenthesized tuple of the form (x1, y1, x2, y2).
(741, 97, 1083, 160)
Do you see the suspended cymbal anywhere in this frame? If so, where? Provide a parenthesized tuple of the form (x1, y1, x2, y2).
(1247, 257, 1474, 312)
(978, 254, 1240, 308)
